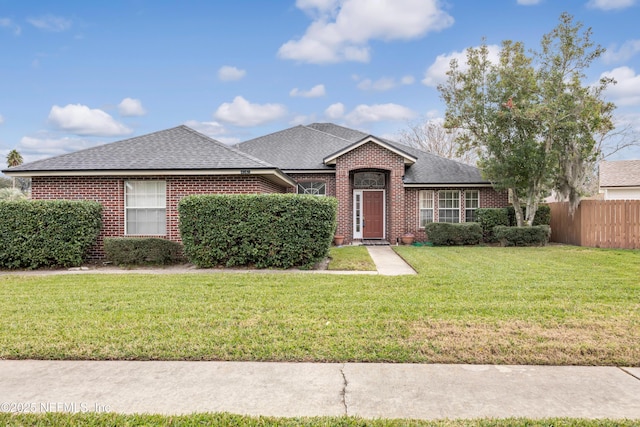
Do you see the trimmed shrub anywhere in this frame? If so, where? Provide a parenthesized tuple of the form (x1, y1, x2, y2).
(494, 225, 551, 247)
(507, 204, 551, 226)
(179, 194, 337, 269)
(475, 208, 509, 242)
(104, 237, 183, 266)
(0, 200, 102, 269)
(424, 222, 482, 246)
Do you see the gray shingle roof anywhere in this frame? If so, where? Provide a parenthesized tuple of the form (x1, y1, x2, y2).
(236, 125, 356, 170)
(4, 122, 488, 185)
(599, 160, 640, 187)
(238, 123, 487, 184)
(4, 125, 276, 173)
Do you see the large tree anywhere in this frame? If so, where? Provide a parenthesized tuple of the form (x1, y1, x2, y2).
(439, 13, 615, 226)
(399, 119, 477, 165)
(6, 149, 24, 189)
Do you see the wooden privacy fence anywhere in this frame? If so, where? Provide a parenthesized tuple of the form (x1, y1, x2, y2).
(549, 200, 640, 249)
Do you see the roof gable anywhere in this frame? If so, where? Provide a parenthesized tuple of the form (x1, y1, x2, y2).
(323, 135, 417, 166)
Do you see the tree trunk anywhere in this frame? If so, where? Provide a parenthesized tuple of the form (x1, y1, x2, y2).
(510, 188, 525, 227)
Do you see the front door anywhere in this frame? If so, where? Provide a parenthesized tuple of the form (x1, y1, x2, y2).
(363, 190, 384, 239)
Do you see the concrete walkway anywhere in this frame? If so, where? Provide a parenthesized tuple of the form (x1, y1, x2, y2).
(366, 245, 416, 276)
(1, 361, 638, 419)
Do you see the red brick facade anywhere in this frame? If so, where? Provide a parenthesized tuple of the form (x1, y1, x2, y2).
(31, 175, 286, 258)
(30, 142, 510, 257)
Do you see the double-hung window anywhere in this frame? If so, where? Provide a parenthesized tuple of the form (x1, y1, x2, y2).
(438, 190, 460, 223)
(125, 181, 166, 235)
(465, 190, 479, 222)
(297, 182, 326, 196)
(419, 190, 434, 227)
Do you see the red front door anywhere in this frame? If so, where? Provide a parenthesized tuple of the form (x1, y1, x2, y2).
(363, 191, 384, 239)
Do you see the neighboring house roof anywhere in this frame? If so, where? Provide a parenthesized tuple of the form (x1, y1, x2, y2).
(599, 160, 640, 188)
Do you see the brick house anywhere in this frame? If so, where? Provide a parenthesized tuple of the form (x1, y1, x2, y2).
(4, 123, 508, 256)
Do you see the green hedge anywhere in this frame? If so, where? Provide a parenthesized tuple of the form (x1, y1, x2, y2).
(507, 204, 551, 226)
(104, 237, 183, 266)
(179, 194, 337, 269)
(475, 208, 509, 242)
(0, 200, 102, 269)
(424, 222, 482, 246)
(494, 225, 551, 247)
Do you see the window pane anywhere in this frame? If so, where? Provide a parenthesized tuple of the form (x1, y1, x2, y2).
(465, 191, 479, 222)
(125, 181, 166, 235)
(298, 182, 326, 196)
(438, 190, 460, 223)
(419, 190, 434, 228)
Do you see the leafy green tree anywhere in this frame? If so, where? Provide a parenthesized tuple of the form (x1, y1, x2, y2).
(6, 149, 24, 189)
(439, 13, 614, 226)
(0, 176, 11, 189)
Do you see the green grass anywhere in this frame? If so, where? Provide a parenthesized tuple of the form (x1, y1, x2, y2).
(0, 413, 637, 427)
(327, 246, 376, 271)
(1, 246, 638, 365)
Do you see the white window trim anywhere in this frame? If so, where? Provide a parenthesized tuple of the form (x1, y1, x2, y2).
(297, 181, 326, 196)
(124, 180, 167, 236)
(418, 190, 434, 229)
(438, 190, 460, 223)
(465, 190, 480, 222)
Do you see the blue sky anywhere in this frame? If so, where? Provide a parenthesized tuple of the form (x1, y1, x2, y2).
(2, 0, 640, 166)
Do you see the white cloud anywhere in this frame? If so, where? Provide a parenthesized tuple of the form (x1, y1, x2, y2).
(517, 0, 542, 4)
(183, 120, 240, 144)
(422, 44, 501, 87)
(296, 0, 340, 14)
(213, 96, 287, 127)
(356, 75, 414, 91)
(218, 66, 246, 82)
(601, 66, 640, 106)
(19, 134, 94, 159)
(290, 114, 316, 125)
(290, 84, 326, 98)
(118, 98, 147, 117)
(27, 15, 72, 32)
(345, 103, 416, 125)
(278, 0, 454, 64)
(0, 18, 21, 35)
(603, 39, 640, 64)
(401, 75, 415, 85)
(0, 114, 4, 125)
(48, 104, 132, 136)
(587, 0, 636, 9)
(325, 102, 345, 119)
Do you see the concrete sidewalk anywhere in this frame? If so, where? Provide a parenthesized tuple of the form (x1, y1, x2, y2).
(1, 361, 638, 419)
(366, 245, 416, 276)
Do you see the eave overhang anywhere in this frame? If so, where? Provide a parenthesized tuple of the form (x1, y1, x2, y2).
(3, 168, 297, 188)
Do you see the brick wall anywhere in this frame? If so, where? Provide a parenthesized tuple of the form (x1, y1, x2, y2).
(31, 175, 288, 258)
(405, 187, 509, 242)
(334, 141, 406, 244)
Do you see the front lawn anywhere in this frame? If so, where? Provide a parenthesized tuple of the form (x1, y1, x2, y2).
(1, 246, 638, 365)
(0, 413, 636, 427)
(327, 245, 376, 271)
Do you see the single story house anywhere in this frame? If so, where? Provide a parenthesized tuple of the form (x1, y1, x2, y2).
(4, 123, 508, 257)
(599, 159, 640, 200)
